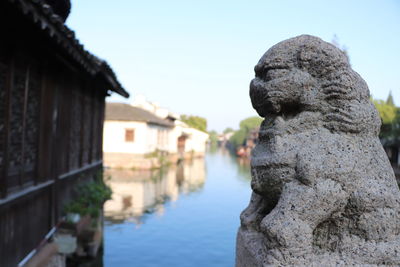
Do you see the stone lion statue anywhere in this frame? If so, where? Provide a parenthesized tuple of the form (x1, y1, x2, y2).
(236, 35, 400, 266)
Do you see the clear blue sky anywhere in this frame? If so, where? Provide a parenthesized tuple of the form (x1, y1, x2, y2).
(67, 0, 400, 132)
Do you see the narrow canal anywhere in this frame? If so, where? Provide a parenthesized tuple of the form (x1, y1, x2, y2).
(102, 149, 252, 267)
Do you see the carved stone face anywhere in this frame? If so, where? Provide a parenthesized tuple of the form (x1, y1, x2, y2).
(249, 42, 318, 119)
(248, 43, 317, 200)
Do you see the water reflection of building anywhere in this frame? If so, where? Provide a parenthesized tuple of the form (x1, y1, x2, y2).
(104, 158, 206, 224)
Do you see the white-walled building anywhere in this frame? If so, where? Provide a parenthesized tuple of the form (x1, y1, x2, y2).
(168, 120, 210, 157)
(103, 103, 174, 168)
(103, 101, 209, 168)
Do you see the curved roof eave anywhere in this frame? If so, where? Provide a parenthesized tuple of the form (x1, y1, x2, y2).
(6, 0, 129, 98)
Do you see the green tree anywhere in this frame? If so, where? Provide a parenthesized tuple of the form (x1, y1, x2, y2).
(229, 128, 247, 148)
(386, 91, 395, 106)
(372, 95, 399, 139)
(229, 116, 263, 148)
(180, 115, 207, 132)
(208, 130, 218, 144)
(372, 99, 397, 125)
(392, 108, 400, 138)
(223, 127, 234, 134)
(239, 117, 263, 132)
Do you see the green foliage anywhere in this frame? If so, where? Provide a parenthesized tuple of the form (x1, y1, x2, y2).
(144, 149, 171, 168)
(223, 127, 234, 134)
(372, 99, 397, 125)
(239, 117, 263, 132)
(372, 95, 399, 139)
(229, 128, 247, 148)
(180, 115, 207, 132)
(64, 174, 112, 218)
(392, 108, 400, 137)
(229, 116, 263, 148)
(209, 130, 218, 144)
(381, 107, 400, 139)
(144, 150, 159, 158)
(207, 130, 219, 153)
(387, 91, 395, 106)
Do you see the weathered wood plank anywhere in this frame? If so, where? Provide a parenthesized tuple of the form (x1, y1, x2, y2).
(20, 65, 30, 187)
(0, 54, 10, 198)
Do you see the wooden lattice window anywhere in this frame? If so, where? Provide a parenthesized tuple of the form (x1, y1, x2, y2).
(125, 129, 135, 142)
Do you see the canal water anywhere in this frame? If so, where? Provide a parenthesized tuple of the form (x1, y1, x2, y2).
(102, 149, 252, 267)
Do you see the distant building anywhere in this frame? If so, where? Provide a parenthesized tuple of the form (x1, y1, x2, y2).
(103, 103, 174, 168)
(218, 132, 234, 147)
(103, 100, 209, 169)
(0, 1, 128, 266)
(171, 120, 210, 159)
(130, 96, 209, 158)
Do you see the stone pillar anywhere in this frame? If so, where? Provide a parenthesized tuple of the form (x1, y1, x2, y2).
(236, 35, 400, 266)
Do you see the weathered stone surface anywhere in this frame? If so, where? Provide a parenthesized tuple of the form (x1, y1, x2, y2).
(236, 35, 400, 266)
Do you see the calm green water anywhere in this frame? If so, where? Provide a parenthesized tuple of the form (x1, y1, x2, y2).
(101, 149, 252, 267)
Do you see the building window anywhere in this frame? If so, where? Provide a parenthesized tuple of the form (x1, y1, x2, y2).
(125, 129, 135, 142)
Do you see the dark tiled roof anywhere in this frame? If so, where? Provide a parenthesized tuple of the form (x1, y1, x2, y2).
(5, 0, 129, 98)
(105, 103, 174, 127)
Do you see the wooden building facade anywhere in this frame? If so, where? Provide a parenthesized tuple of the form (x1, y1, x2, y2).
(0, 1, 128, 266)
